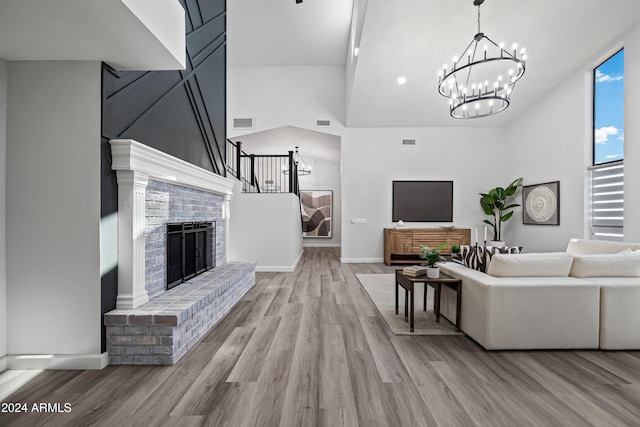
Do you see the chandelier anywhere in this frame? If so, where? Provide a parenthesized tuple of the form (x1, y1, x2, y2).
(282, 146, 312, 176)
(437, 0, 527, 119)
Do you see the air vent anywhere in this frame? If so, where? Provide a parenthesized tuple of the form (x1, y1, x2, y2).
(233, 118, 254, 129)
(316, 119, 331, 127)
(402, 139, 416, 145)
(264, 179, 274, 185)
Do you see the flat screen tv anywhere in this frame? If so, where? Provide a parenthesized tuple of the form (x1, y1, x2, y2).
(392, 180, 453, 222)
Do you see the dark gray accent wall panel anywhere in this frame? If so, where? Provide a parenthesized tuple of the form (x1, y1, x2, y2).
(102, 1, 226, 174)
(100, 0, 226, 352)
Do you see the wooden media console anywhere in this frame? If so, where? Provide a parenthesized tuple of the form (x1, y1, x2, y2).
(383, 228, 471, 265)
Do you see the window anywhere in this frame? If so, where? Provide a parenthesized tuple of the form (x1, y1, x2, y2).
(594, 49, 624, 165)
(591, 49, 624, 240)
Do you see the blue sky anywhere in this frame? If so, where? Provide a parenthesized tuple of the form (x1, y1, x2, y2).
(594, 49, 624, 165)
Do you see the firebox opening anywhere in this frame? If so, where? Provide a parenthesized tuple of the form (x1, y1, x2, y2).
(166, 222, 215, 290)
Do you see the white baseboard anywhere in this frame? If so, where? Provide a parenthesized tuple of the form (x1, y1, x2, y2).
(303, 243, 341, 248)
(256, 266, 296, 272)
(7, 352, 109, 370)
(340, 257, 384, 263)
(256, 249, 304, 272)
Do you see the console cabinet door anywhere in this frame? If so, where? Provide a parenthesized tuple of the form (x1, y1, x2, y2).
(412, 230, 449, 253)
(390, 230, 413, 254)
(412, 229, 471, 253)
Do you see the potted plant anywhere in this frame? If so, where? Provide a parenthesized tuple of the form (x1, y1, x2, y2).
(480, 178, 523, 247)
(450, 244, 462, 263)
(419, 244, 447, 278)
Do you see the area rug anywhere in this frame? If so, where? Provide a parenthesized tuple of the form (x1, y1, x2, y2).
(356, 274, 463, 336)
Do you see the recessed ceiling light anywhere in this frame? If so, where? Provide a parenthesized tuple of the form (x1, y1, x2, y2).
(397, 76, 407, 85)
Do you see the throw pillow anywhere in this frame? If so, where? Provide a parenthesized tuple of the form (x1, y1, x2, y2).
(460, 245, 523, 273)
(569, 252, 640, 277)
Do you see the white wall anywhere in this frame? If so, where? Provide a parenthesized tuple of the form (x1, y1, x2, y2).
(227, 65, 346, 137)
(505, 21, 640, 249)
(299, 154, 341, 247)
(228, 180, 304, 271)
(623, 24, 640, 242)
(503, 72, 589, 252)
(340, 127, 506, 262)
(6, 62, 102, 360)
(0, 59, 7, 371)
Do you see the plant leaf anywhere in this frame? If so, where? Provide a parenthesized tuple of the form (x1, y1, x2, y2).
(501, 211, 514, 222)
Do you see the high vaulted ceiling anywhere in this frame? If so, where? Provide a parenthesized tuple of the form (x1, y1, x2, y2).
(228, 0, 640, 128)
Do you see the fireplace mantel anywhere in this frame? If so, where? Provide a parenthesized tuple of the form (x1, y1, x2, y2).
(110, 139, 234, 309)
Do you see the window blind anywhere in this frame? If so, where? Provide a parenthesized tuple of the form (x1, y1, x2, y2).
(590, 161, 624, 241)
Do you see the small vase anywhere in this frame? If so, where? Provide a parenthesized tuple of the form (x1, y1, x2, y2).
(426, 267, 440, 279)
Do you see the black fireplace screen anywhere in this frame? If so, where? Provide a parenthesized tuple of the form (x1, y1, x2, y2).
(166, 222, 215, 290)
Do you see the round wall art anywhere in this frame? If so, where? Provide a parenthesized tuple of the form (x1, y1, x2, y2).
(522, 181, 560, 225)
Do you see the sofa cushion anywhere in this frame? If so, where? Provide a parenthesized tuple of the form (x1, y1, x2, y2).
(486, 252, 573, 277)
(566, 238, 640, 255)
(569, 252, 640, 277)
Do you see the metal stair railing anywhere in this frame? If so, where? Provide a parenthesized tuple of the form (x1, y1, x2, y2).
(226, 139, 300, 195)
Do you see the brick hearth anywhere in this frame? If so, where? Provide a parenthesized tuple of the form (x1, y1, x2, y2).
(105, 261, 256, 365)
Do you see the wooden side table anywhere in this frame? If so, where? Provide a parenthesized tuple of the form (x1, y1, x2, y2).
(395, 269, 462, 332)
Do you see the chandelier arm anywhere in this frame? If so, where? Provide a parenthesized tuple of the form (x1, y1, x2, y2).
(464, 40, 480, 90)
(481, 34, 516, 59)
(456, 38, 477, 69)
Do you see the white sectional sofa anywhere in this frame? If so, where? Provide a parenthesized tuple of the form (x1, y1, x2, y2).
(438, 239, 640, 350)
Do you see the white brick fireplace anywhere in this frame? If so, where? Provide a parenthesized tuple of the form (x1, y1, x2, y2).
(110, 139, 234, 309)
(107, 140, 256, 365)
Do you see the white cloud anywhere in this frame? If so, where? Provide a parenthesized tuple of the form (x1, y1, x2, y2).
(596, 70, 623, 83)
(618, 132, 625, 141)
(605, 154, 621, 160)
(595, 126, 618, 144)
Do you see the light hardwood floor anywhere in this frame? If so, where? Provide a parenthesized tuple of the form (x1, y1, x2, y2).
(2, 247, 640, 426)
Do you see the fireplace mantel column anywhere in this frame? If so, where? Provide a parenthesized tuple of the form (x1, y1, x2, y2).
(115, 170, 150, 309)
